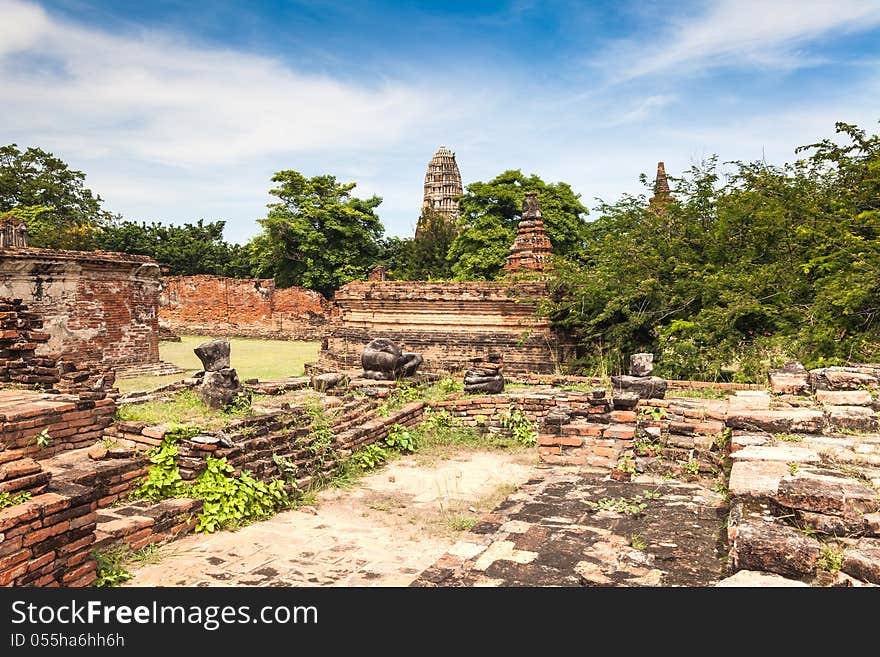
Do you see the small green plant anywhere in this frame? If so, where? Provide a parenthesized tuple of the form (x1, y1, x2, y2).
(131, 436, 184, 501)
(272, 454, 298, 482)
(638, 406, 667, 421)
(630, 534, 648, 550)
(788, 462, 800, 476)
(93, 547, 133, 588)
(435, 377, 464, 395)
(685, 459, 700, 475)
(34, 428, 52, 449)
(712, 481, 730, 502)
(385, 424, 418, 453)
(590, 495, 649, 516)
(223, 391, 253, 416)
(101, 435, 119, 450)
(349, 443, 388, 471)
(498, 406, 537, 447)
(378, 383, 424, 416)
(714, 427, 732, 450)
(634, 433, 664, 456)
(616, 455, 637, 474)
(191, 456, 290, 533)
(446, 516, 478, 531)
(0, 491, 31, 510)
(775, 433, 802, 443)
(818, 544, 844, 573)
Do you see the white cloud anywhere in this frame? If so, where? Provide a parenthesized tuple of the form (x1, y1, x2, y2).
(0, 0, 440, 167)
(596, 0, 880, 80)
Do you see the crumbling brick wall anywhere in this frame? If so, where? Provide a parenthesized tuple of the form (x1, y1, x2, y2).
(0, 247, 161, 369)
(320, 280, 573, 374)
(159, 275, 329, 341)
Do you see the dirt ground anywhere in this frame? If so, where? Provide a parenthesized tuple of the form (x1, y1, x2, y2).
(126, 448, 536, 586)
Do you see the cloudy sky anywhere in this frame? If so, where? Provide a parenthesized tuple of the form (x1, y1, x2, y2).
(2, 0, 879, 243)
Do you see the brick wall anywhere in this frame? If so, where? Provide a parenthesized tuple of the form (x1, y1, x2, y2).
(159, 275, 329, 340)
(0, 247, 160, 369)
(320, 280, 573, 374)
(0, 481, 98, 587)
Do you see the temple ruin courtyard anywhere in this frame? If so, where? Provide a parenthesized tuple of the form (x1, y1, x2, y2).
(1, 188, 879, 589)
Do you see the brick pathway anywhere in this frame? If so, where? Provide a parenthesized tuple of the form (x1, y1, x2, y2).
(413, 470, 729, 587)
(126, 451, 536, 586)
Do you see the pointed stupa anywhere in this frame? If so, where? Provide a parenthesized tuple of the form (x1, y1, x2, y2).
(418, 146, 462, 234)
(648, 161, 671, 213)
(504, 192, 553, 274)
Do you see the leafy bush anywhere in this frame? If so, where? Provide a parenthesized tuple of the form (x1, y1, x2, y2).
(131, 437, 184, 501)
(498, 406, 537, 446)
(349, 444, 388, 471)
(190, 457, 290, 533)
(385, 424, 419, 453)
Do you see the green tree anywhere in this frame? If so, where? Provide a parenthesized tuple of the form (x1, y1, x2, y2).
(250, 171, 383, 296)
(544, 120, 880, 381)
(0, 144, 113, 249)
(381, 208, 456, 280)
(447, 170, 589, 280)
(95, 219, 241, 276)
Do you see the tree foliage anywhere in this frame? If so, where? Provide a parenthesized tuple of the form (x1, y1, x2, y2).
(379, 207, 456, 280)
(249, 171, 384, 296)
(0, 144, 113, 249)
(94, 219, 247, 276)
(448, 170, 590, 280)
(546, 121, 880, 381)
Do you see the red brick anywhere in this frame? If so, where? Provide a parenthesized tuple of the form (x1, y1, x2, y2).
(62, 559, 97, 584)
(0, 500, 41, 532)
(0, 548, 31, 571)
(26, 550, 56, 573)
(538, 446, 562, 455)
(610, 410, 637, 423)
(23, 520, 70, 546)
(0, 561, 29, 585)
(603, 425, 636, 440)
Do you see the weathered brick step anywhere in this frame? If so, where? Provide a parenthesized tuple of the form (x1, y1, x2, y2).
(94, 498, 203, 552)
(727, 409, 825, 433)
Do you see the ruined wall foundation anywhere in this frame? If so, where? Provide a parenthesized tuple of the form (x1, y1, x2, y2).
(319, 280, 571, 374)
(159, 275, 330, 341)
(0, 247, 160, 369)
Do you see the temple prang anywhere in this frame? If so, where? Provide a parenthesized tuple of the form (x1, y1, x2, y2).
(417, 145, 462, 237)
(648, 161, 672, 213)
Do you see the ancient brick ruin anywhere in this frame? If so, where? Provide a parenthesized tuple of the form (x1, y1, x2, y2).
(320, 193, 571, 375)
(504, 192, 553, 274)
(649, 161, 671, 214)
(318, 280, 569, 374)
(417, 145, 462, 235)
(159, 275, 329, 341)
(0, 246, 161, 369)
(0, 216, 28, 248)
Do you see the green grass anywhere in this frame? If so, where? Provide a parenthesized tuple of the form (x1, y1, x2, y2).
(668, 388, 729, 400)
(117, 336, 320, 393)
(115, 388, 257, 426)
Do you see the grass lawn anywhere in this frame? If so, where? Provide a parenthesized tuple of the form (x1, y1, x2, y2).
(117, 336, 320, 393)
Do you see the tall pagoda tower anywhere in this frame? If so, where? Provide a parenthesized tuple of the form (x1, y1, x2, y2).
(648, 161, 671, 214)
(418, 146, 462, 235)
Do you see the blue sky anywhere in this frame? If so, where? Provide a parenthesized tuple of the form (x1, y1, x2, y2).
(2, 0, 879, 243)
